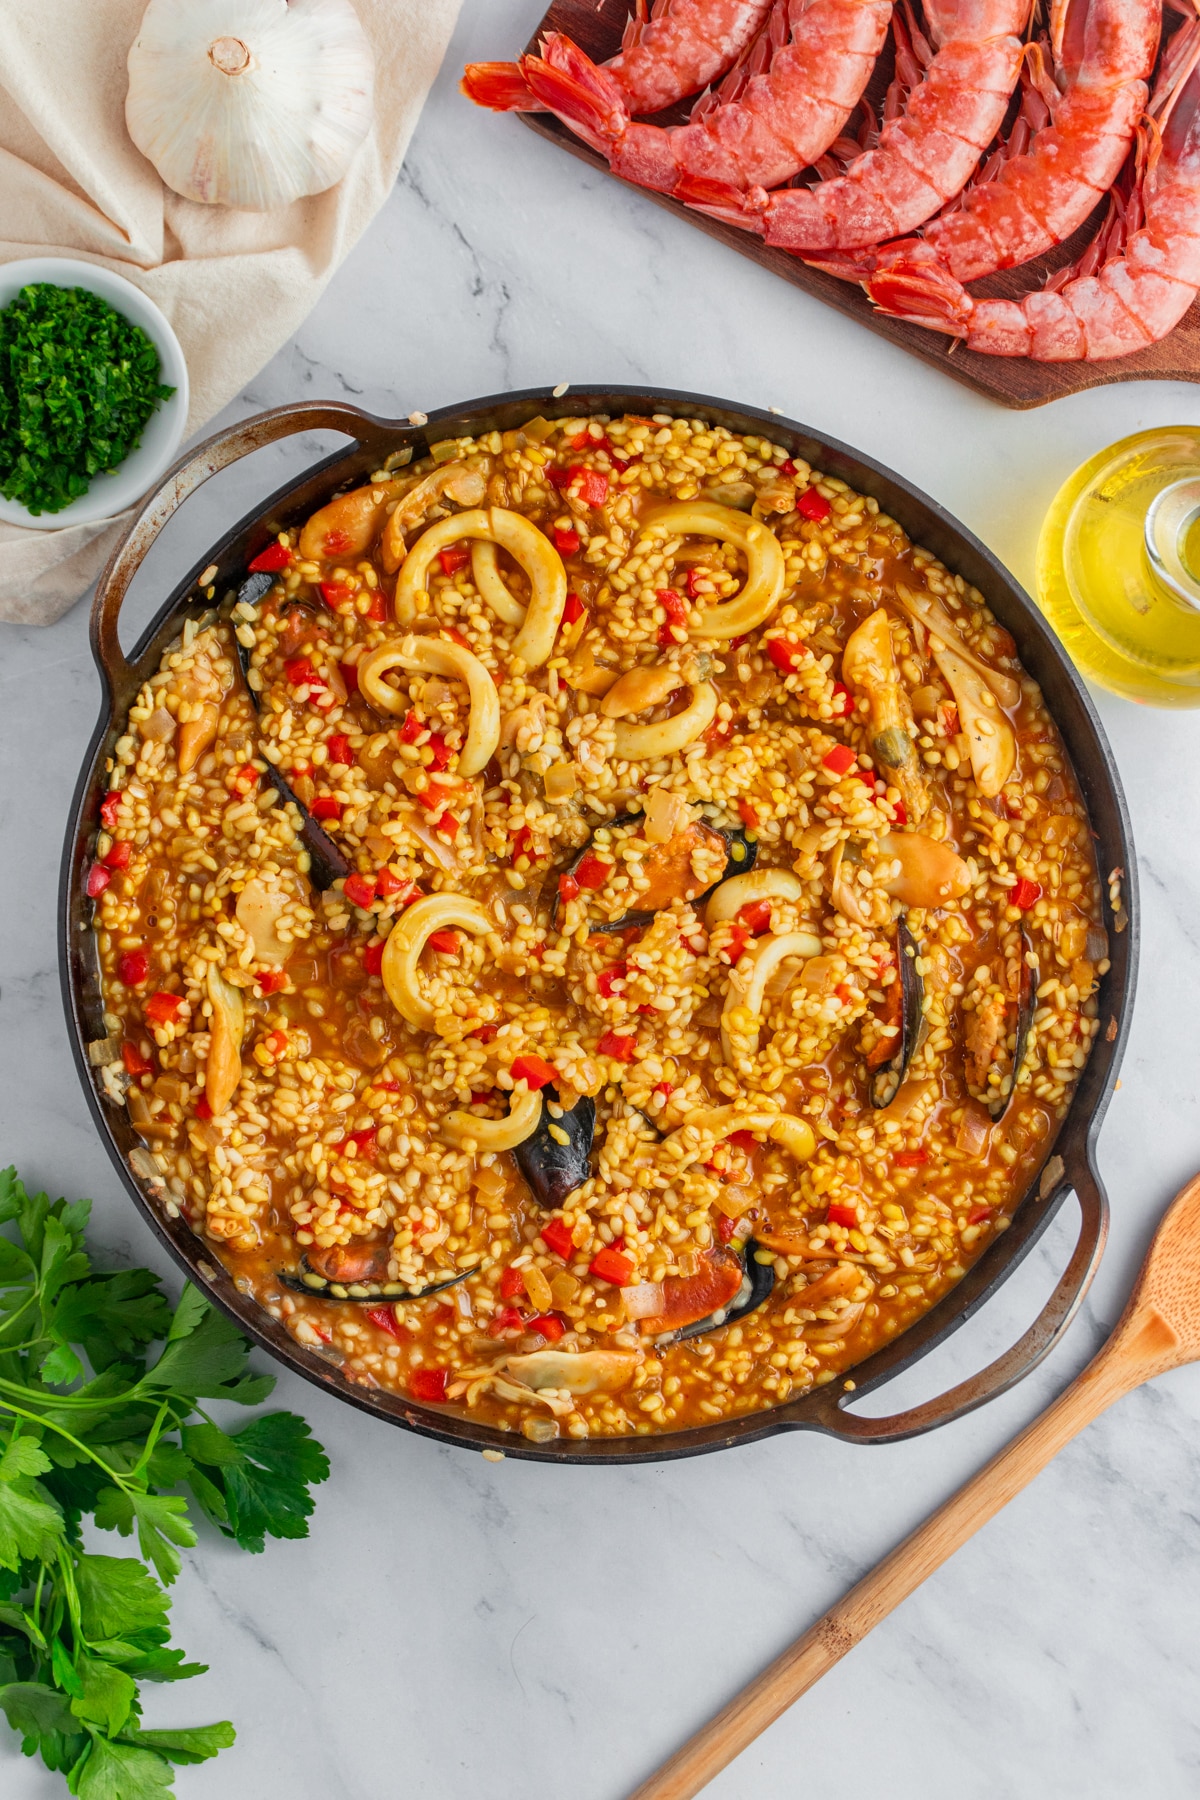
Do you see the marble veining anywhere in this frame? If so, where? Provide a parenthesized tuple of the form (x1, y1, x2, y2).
(4, 3, 1200, 1794)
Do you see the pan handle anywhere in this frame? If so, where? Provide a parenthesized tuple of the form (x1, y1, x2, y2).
(801, 1148, 1108, 1444)
(90, 400, 400, 701)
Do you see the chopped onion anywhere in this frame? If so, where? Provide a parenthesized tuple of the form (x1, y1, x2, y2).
(621, 1281, 665, 1321)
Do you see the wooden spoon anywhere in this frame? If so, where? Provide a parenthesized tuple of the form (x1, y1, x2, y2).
(630, 1172, 1200, 1800)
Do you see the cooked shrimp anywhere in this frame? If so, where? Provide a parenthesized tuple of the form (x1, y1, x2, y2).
(679, 0, 1031, 250)
(518, 2, 893, 199)
(462, 0, 776, 118)
(841, 607, 930, 821)
(859, 0, 1159, 301)
(869, 17, 1200, 360)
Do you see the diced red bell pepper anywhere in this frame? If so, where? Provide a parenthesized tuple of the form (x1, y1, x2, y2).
(553, 527, 581, 556)
(364, 1304, 404, 1341)
(574, 853, 611, 891)
(718, 1214, 739, 1243)
(417, 779, 457, 813)
(310, 796, 343, 822)
(364, 942, 385, 977)
(528, 1313, 566, 1342)
(579, 469, 609, 507)
(736, 900, 773, 936)
(194, 1094, 213, 1120)
(249, 541, 292, 573)
(284, 656, 324, 689)
(393, 882, 423, 910)
(343, 1127, 377, 1160)
(438, 545, 471, 576)
(562, 591, 586, 625)
(540, 1218, 576, 1260)
(259, 969, 288, 993)
(500, 1265, 526, 1299)
(428, 929, 460, 954)
(589, 1246, 635, 1287)
(409, 1367, 449, 1402)
(512, 826, 535, 864)
(319, 580, 354, 611)
(145, 990, 184, 1025)
(399, 710, 425, 744)
(433, 809, 459, 841)
(548, 464, 573, 491)
(969, 1204, 993, 1225)
(117, 949, 150, 987)
(658, 587, 688, 624)
(101, 839, 131, 870)
(654, 1081, 674, 1099)
(856, 770, 878, 795)
(487, 1307, 526, 1339)
(685, 568, 705, 600)
(822, 744, 857, 776)
(725, 924, 751, 964)
(86, 863, 111, 898)
(99, 790, 124, 830)
(440, 626, 471, 649)
(894, 1149, 928, 1167)
(704, 719, 733, 748)
(780, 459, 797, 477)
(656, 623, 676, 649)
(797, 487, 832, 522)
(827, 1201, 859, 1229)
(343, 873, 377, 909)
(1012, 877, 1043, 911)
(327, 733, 354, 765)
(767, 637, 802, 674)
(510, 1053, 559, 1091)
(122, 1040, 153, 1076)
(831, 681, 853, 716)
(727, 1129, 758, 1153)
(558, 872, 580, 904)
(891, 800, 909, 826)
(426, 733, 453, 772)
(375, 867, 404, 897)
(596, 961, 628, 998)
(340, 659, 360, 695)
(596, 1030, 636, 1063)
(367, 590, 387, 621)
(737, 797, 759, 831)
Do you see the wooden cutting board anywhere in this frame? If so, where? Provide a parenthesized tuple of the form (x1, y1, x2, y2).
(511, 0, 1200, 409)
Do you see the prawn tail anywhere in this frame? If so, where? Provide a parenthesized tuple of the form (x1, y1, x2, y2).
(803, 249, 883, 284)
(460, 62, 541, 112)
(675, 175, 768, 233)
(520, 34, 628, 155)
(864, 243, 973, 337)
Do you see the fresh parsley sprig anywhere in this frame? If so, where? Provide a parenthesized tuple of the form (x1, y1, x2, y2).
(0, 1167, 330, 1796)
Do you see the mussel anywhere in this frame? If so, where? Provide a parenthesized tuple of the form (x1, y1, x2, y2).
(552, 808, 758, 934)
(869, 917, 925, 1109)
(990, 928, 1038, 1122)
(229, 571, 350, 892)
(645, 1242, 776, 1344)
(282, 1240, 469, 1303)
(513, 1085, 596, 1209)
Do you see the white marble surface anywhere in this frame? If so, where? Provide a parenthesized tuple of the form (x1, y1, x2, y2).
(5, 3, 1200, 1795)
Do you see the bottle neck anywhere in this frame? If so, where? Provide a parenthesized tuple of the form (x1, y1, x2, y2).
(1145, 477, 1200, 616)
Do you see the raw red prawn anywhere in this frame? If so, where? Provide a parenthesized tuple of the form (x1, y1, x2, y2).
(858, 0, 1159, 299)
(867, 20, 1200, 359)
(462, 0, 776, 119)
(679, 0, 1032, 250)
(518, 1, 894, 199)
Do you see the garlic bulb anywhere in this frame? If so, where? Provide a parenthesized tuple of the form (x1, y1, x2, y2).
(126, 0, 375, 211)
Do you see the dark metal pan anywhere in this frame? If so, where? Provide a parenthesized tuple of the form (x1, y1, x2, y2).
(60, 386, 1138, 1464)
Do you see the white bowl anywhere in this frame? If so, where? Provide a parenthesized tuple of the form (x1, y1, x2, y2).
(0, 257, 189, 531)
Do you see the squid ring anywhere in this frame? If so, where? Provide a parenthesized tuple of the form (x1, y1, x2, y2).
(470, 541, 527, 629)
(720, 933, 824, 1063)
(381, 894, 494, 1033)
(438, 1086, 543, 1152)
(704, 868, 806, 929)
(356, 635, 500, 777)
(638, 502, 786, 639)
(394, 507, 567, 668)
(612, 681, 718, 761)
(661, 1105, 817, 1169)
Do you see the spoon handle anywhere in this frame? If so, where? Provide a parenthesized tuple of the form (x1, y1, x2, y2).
(628, 1341, 1141, 1800)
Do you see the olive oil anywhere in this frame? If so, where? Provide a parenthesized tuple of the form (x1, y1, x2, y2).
(1036, 427, 1200, 707)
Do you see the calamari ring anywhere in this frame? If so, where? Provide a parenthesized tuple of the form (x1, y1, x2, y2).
(438, 1086, 543, 1151)
(612, 680, 718, 761)
(356, 635, 500, 777)
(381, 894, 494, 1033)
(661, 1104, 817, 1168)
(638, 501, 786, 639)
(720, 932, 823, 1063)
(704, 868, 806, 929)
(470, 541, 527, 629)
(394, 507, 567, 668)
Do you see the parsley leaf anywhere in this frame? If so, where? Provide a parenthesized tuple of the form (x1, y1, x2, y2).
(183, 1414, 330, 1553)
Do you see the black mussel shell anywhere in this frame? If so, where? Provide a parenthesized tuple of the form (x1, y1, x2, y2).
(990, 928, 1038, 1122)
(513, 1085, 596, 1209)
(870, 916, 925, 1109)
(232, 570, 276, 698)
(671, 1243, 776, 1344)
(282, 1256, 469, 1304)
(552, 808, 758, 934)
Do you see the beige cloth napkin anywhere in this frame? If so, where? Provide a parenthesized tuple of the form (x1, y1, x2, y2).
(0, 0, 462, 625)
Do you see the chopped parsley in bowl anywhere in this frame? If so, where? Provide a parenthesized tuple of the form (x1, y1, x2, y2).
(0, 258, 188, 530)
